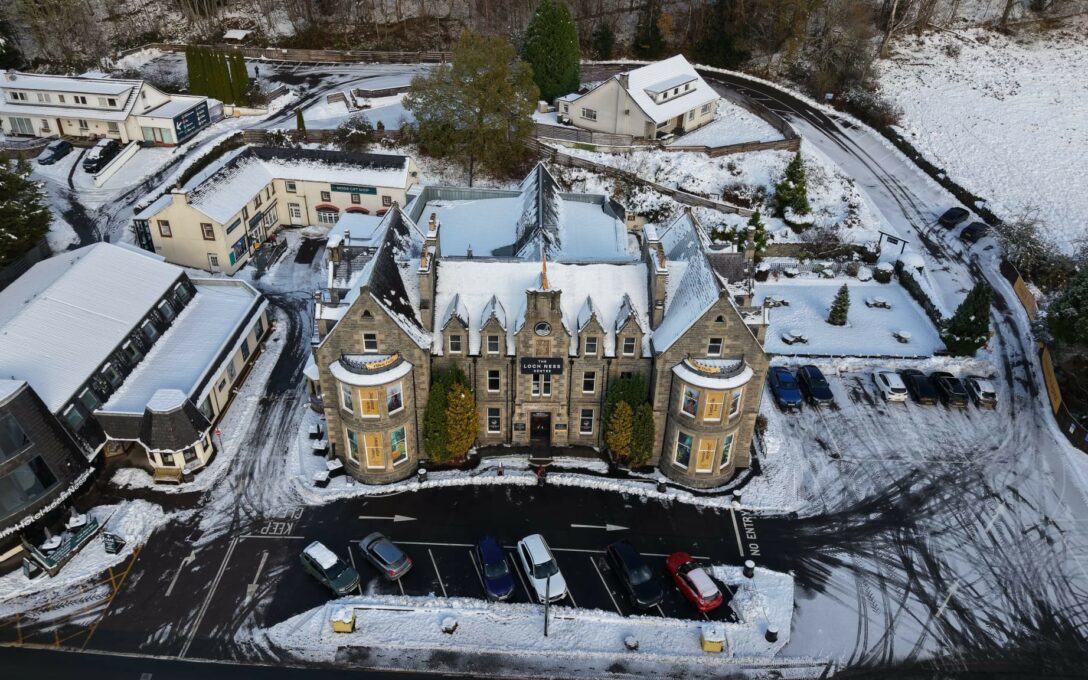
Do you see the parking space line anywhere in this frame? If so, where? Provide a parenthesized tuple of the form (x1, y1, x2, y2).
(507, 549, 533, 601)
(468, 550, 487, 593)
(701, 612, 710, 621)
(589, 556, 623, 615)
(428, 549, 448, 598)
(346, 543, 363, 595)
(728, 506, 746, 557)
(397, 578, 405, 596)
(565, 585, 578, 608)
(396, 540, 473, 548)
(654, 604, 666, 617)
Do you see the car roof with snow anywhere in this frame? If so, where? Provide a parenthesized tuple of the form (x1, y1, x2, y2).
(304, 541, 341, 570)
(686, 566, 719, 599)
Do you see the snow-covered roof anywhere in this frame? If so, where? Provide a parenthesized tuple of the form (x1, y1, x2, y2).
(0, 244, 185, 413)
(138, 97, 204, 120)
(304, 541, 340, 570)
(433, 260, 650, 356)
(223, 29, 252, 40)
(145, 388, 187, 413)
(330, 354, 413, 387)
(672, 359, 753, 390)
(0, 71, 137, 96)
(621, 55, 718, 125)
(440, 294, 469, 330)
(133, 193, 172, 220)
(652, 212, 722, 352)
(101, 280, 264, 414)
(0, 101, 130, 121)
(182, 147, 414, 224)
(479, 295, 506, 330)
(327, 212, 385, 249)
(0, 379, 24, 405)
(687, 567, 719, 600)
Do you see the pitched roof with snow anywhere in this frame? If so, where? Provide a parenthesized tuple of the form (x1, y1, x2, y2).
(652, 212, 724, 351)
(619, 55, 718, 125)
(0, 244, 184, 412)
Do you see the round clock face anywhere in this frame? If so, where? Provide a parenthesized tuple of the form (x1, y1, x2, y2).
(534, 321, 552, 337)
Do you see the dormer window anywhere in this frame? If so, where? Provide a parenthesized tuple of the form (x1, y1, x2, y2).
(448, 334, 462, 353)
(622, 337, 636, 356)
(584, 336, 598, 355)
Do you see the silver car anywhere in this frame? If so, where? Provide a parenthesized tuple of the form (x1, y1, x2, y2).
(359, 532, 412, 580)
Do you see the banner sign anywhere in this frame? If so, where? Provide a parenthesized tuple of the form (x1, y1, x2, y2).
(330, 184, 377, 195)
(520, 357, 563, 375)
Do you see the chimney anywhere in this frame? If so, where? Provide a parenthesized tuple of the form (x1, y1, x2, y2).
(418, 215, 440, 329)
(169, 186, 189, 206)
(642, 224, 667, 329)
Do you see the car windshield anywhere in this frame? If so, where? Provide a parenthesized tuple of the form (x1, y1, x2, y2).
(484, 559, 509, 580)
(532, 558, 558, 579)
(949, 381, 967, 395)
(778, 372, 798, 389)
(628, 563, 653, 585)
(324, 560, 347, 580)
(808, 373, 828, 388)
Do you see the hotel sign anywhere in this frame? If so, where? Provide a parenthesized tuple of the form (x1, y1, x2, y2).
(330, 183, 377, 195)
(520, 357, 563, 375)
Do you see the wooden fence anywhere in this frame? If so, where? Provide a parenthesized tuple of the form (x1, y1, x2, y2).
(118, 42, 449, 64)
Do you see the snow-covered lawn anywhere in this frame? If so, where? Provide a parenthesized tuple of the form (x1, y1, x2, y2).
(668, 100, 783, 148)
(255, 564, 793, 677)
(756, 278, 944, 357)
(295, 93, 413, 131)
(878, 21, 1088, 251)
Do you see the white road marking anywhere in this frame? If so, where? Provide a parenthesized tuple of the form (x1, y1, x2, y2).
(357, 514, 416, 522)
(346, 544, 363, 595)
(728, 506, 746, 557)
(589, 556, 623, 615)
(245, 550, 269, 601)
(933, 581, 961, 619)
(429, 549, 448, 598)
(238, 534, 307, 540)
(570, 523, 629, 531)
(164, 550, 196, 598)
(180, 536, 238, 658)
(397, 578, 405, 596)
(468, 550, 487, 593)
(507, 549, 533, 601)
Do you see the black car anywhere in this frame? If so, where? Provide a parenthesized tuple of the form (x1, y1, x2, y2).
(930, 371, 969, 408)
(796, 365, 834, 406)
(938, 207, 970, 229)
(899, 369, 938, 405)
(82, 139, 121, 173)
(36, 140, 73, 165)
(606, 540, 664, 610)
(960, 221, 990, 243)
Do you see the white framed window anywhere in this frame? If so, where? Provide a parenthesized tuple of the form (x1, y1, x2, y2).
(707, 337, 723, 356)
(688, 109, 695, 121)
(487, 335, 500, 354)
(78, 119, 89, 130)
(579, 408, 594, 435)
(63, 405, 85, 430)
(720, 433, 735, 469)
(584, 336, 598, 355)
(286, 181, 297, 193)
(487, 370, 500, 393)
(227, 361, 237, 381)
(448, 335, 462, 353)
(487, 407, 501, 433)
(240, 338, 251, 361)
(532, 373, 552, 397)
(363, 333, 378, 352)
(317, 210, 338, 225)
(390, 427, 408, 466)
(201, 223, 215, 241)
(74, 95, 87, 105)
(729, 389, 743, 417)
(386, 382, 404, 414)
(701, 102, 712, 114)
(36, 92, 49, 103)
(622, 337, 636, 356)
(581, 107, 597, 121)
(157, 220, 172, 237)
(681, 386, 699, 418)
(582, 371, 596, 394)
(10, 92, 27, 101)
(346, 429, 360, 463)
(674, 431, 693, 468)
(340, 383, 354, 413)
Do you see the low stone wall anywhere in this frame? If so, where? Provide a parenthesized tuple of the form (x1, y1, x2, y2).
(118, 42, 450, 64)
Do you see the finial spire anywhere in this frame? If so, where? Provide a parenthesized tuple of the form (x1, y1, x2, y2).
(540, 244, 549, 290)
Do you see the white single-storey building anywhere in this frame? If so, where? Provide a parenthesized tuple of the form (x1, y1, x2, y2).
(556, 55, 718, 140)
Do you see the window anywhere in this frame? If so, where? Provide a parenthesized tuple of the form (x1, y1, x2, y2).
(254, 317, 264, 338)
(217, 378, 227, 392)
(584, 336, 598, 355)
(620, 371, 632, 380)
(108, 97, 117, 106)
(696, 438, 716, 473)
(386, 383, 403, 414)
(158, 299, 175, 322)
(7, 117, 33, 135)
(158, 220, 172, 237)
(487, 408, 501, 433)
(63, 405, 85, 430)
(382, 195, 393, 207)
(340, 383, 354, 412)
(74, 95, 87, 105)
(107, 121, 119, 134)
(360, 389, 381, 417)
(532, 373, 552, 397)
(346, 430, 360, 463)
(201, 223, 215, 240)
(242, 207, 249, 220)
(579, 408, 594, 435)
(688, 109, 695, 121)
(681, 386, 699, 417)
(487, 335, 500, 354)
(320, 191, 331, 202)
(101, 363, 122, 388)
(582, 371, 596, 394)
(729, 389, 743, 417)
(448, 335, 462, 353)
(58, 94, 65, 103)
(78, 119, 89, 130)
(318, 210, 338, 225)
(581, 107, 597, 121)
(286, 181, 297, 193)
(0, 415, 30, 462)
(707, 338, 723, 356)
(487, 370, 500, 393)
(0, 457, 58, 515)
(363, 333, 378, 352)
(701, 102, 712, 114)
(10, 92, 27, 101)
(36, 92, 49, 103)
(674, 432, 693, 468)
(78, 388, 100, 413)
(720, 433, 735, 469)
(703, 391, 724, 422)
(227, 361, 237, 381)
(364, 432, 384, 469)
(390, 427, 408, 465)
(240, 338, 251, 361)
(622, 337, 636, 356)
(141, 320, 159, 343)
(351, 193, 361, 204)
(253, 193, 262, 208)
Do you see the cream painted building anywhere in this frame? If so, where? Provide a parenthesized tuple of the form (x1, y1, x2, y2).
(133, 146, 420, 275)
(0, 71, 212, 145)
(556, 55, 718, 139)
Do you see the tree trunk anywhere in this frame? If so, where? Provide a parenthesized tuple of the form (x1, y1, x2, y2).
(999, 0, 1017, 29)
(879, 0, 901, 58)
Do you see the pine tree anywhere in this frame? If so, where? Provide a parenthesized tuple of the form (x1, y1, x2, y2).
(941, 281, 992, 355)
(590, 23, 615, 60)
(828, 284, 850, 326)
(747, 210, 768, 257)
(0, 158, 50, 266)
(445, 382, 478, 461)
(774, 153, 811, 218)
(606, 401, 634, 461)
(296, 109, 306, 132)
(633, 0, 666, 59)
(521, 0, 581, 104)
(231, 53, 251, 105)
(629, 404, 655, 467)
(602, 373, 647, 429)
(1048, 269, 1088, 345)
(334, 116, 375, 152)
(422, 380, 450, 462)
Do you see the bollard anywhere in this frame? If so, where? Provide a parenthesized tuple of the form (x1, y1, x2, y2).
(418, 468, 428, 483)
(765, 626, 779, 643)
(732, 491, 742, 505)
(624, 635, 639, 651)
(497, 462, 504, 476)
(657, 477, 668, 493)
(743, 560, 755, 578)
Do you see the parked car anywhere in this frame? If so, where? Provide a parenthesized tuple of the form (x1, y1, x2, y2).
(797, 365, 835, 407)
(516, 534, 567, 603)
(666, 552, 724, 613)
(300, 541, 359, 596)
(81, 139, 120, 173)
(873, 370, 908, 403)
(899, 369, 938, 405)
(959, 221, 990, 243)
(768, 366, 803, 411)
(964, 375, 998, 409)
(474, 535, 515, 601)
(36, 139, 72, 165)
(359, 532, 412, 580)
(606, 540, 664, 610)
(938, 207, 969, 229)
(930, 371, 969, 408)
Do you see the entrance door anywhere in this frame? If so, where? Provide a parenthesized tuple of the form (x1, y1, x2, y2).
(530, 412, 551, 444)
(288, 203, 303, 225)
(208, 253, 221, 273)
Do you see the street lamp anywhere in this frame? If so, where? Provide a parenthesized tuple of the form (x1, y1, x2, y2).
(544, 573, 551, 637)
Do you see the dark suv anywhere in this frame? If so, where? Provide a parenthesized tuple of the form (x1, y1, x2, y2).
(931, 371, 969, 408)
(797, 365, 834, 406)
(606, 540, 664, 610)
(899, 369, 937, 405)
(82, 139, 121, 173)
(938, 207, 969, 229)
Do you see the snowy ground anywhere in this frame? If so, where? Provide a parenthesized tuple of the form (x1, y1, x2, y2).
(878, 21, 1088, 251)
(756, 278, 944, 357)
(295, 93, 413, 131)
(669, 100, 783, 148)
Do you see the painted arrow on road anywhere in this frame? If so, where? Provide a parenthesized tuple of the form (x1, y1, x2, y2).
(570, 523, 628, 532)
(358, 514, 416, 522)
(165, 550, 197, 597)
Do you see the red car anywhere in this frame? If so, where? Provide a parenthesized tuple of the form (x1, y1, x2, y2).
(666, 552, 724, 613)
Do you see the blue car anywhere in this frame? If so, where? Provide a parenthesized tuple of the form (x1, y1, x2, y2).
(768, 366, 803, 411)
(475, 535, 514, 600)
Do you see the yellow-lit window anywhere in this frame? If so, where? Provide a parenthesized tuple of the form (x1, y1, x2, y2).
(360, 388, 381, 417)
(364, 432, 384, 469)
(695, 437, 717, 473)
(702, 391, 724, 422)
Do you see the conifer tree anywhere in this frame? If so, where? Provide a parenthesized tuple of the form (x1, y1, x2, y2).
(941, 281, 992, 355)
(629, 403, 655, 467)
(296, 109, 306, 132)
(606, 401, 634, 461)
(747, 210, 768, 257)
(445, 382, 478, 461)
(0, 157, 50, 265)
(602, 373, 647, 430)
(1049, 269, 1088, 346)
(774, 153, 811, 218)
(521, 0, 581, 104)
(231, 52, 250, 105)
(828, 284, 850, 326)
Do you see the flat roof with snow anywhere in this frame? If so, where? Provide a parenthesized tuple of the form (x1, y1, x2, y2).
(0, 71, 137, 96)
(139, 97, 203, 120)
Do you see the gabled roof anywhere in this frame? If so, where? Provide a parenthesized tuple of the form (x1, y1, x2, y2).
(577, 296, 599, 331)
(514, 163, 564, 258)
(440, 293, 469, 330)
(480, 295, 507, 330)
(0, 71, 138, 96)
(619, 55, 718, 125)
(652, 212, 723, 352)
(615, 293, 644, 333)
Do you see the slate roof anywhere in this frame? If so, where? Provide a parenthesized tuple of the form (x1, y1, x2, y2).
(138, 393, 211, 453)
